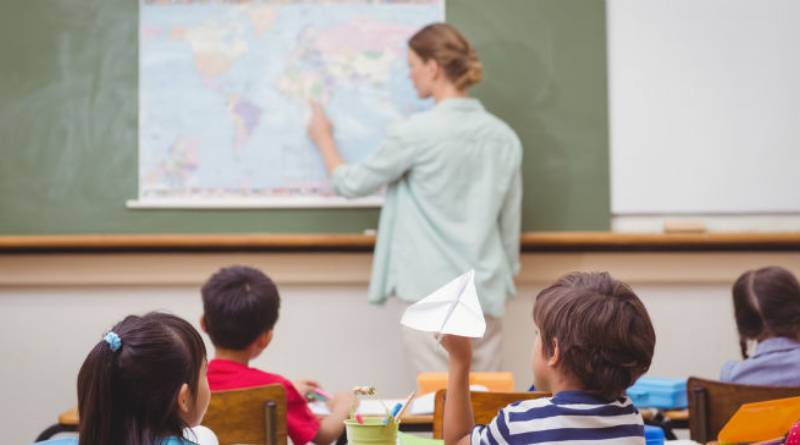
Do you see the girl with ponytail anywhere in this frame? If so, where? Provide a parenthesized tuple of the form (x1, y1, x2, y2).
(37, 312, 214, 445)
(721, 266, 800, 386)
(308, 23, 523, 372)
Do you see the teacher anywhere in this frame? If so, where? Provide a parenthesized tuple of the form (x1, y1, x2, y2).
(308, 23, 522, 372)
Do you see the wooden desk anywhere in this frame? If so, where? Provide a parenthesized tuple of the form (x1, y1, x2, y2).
(640, 408, 690, 422)
(53, 406, 687, 435)
(398, 414, 433, 432)
(57, 405, 428, 428)
(400, 415, 433, 425)
(58, 407, 688, 424)
(640, 408, 690, 442)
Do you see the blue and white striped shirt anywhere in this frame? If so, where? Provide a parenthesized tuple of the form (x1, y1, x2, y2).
(471, 391, 645, 445)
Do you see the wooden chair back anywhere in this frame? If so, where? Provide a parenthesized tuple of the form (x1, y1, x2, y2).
(432, 389, 550, 439)
(202, 384, 288, 445)
(687, 376, 800, 443)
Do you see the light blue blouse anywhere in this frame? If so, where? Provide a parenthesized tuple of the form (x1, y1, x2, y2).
(331, 97, 523, 317)
(721, 337, 800, 386)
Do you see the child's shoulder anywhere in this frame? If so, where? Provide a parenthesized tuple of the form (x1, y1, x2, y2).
(240, 364, 293, 388)
(498, 395, 554, 417)
(499, 392, 639, 419)
(254, 368, 293, 386)
(207, 358, 292, 390)
(240, 365, 300, 395)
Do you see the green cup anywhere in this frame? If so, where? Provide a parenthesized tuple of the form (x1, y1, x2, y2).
(344, 416, 398, 445)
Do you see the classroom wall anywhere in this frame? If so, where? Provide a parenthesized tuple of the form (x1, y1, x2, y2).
(3, 251, 798, 444)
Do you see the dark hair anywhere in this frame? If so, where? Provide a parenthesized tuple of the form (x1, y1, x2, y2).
(408, 23, 483, 90)
(77, 312, 206, 445)
(201, 265, 280, 350)
(533, 272, 656, 400)
(732, 266, 800, 358)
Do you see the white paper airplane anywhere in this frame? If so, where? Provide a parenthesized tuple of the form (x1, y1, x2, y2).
(400, 270, 486, 338)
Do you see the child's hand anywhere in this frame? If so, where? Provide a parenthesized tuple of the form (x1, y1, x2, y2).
(440, 334, 473, 366)
(293, 379, 321, 400)
(327, 391, 358, 414)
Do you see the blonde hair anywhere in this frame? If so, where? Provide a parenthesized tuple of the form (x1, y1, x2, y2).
(408, 23, 483, 90)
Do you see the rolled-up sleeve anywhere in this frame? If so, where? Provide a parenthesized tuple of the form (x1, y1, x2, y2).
(331, 126, 416, 198)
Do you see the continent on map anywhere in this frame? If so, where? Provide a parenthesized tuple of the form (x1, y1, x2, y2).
(227, 96, 263, 151)
(278, 19, 415, 106)
(172, 20, 248, 79)
(144, 136, 199, 191)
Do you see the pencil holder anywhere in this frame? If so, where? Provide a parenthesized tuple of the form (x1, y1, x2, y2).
(344, 416, 398, 445)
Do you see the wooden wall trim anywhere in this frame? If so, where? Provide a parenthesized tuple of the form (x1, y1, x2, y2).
(0, 231, 799, 253)
(2, 252, 799, 287)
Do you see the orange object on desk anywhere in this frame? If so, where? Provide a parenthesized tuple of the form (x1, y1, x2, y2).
(718, 395, 800, 444)
(417, 372, 514, 395)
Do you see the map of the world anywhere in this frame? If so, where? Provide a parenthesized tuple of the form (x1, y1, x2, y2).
(137, 0, 443, 207)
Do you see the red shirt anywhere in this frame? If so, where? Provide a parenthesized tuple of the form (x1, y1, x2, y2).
(207, 359, 320, 445)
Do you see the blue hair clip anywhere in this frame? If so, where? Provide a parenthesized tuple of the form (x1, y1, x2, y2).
(104, 331, 122, 352)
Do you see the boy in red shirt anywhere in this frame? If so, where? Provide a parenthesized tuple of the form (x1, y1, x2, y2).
(201, 265, 355, 445)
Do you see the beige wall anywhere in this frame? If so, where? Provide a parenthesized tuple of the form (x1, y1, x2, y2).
(1, 251, 798, 444)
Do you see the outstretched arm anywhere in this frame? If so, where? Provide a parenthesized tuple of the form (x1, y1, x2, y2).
(306, 101, 416, 199)
(313, 391, 357, 445)
(307, 101, 343, 174)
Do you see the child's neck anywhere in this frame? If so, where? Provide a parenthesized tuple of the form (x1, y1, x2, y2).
(214, 348, 252, 366)
(547, 373, 584, 395)
(550, 382, 584, 394)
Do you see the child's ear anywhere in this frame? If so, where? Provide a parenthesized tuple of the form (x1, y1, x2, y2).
(547, 338, 561, 368)
(199, 315, 207, 333)
(177, 383, 191, 416)
(263, 329, 274, 348)
(255, 329, 273, 349)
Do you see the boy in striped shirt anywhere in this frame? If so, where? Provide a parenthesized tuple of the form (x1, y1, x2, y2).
(441, 272, 656, 445)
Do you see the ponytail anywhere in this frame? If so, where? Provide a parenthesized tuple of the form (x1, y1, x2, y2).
(76, 313, 207, 445)
(738, 338, 749, 360)
(732, 266, 800, 359)
(77, 343, 117, 444)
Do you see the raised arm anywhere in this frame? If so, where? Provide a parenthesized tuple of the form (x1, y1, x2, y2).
(308, 101, 344, 174)
(307, 101, 417, 198)
(440, 335, 475, 445)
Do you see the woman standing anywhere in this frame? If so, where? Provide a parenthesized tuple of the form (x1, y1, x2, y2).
(308, 23, 522, 372)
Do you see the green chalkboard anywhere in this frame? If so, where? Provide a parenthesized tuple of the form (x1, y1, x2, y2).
(0, 0, 609, 234)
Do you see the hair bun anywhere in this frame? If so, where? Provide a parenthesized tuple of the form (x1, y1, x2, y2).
(458, 54, 483, 90)
(409, 23, 483, 91)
